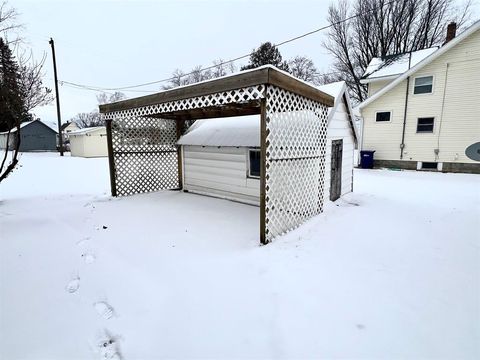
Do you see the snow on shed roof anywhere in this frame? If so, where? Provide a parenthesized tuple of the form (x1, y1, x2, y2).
(178, 80, 358, 147)
(177, 115, 260, 147)
(0, 119, 59, 134)
(69, 126, 106, 135)
(361, 47, 438, 82)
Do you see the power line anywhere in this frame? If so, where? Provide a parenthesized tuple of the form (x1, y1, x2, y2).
(60, 0, 396, 92)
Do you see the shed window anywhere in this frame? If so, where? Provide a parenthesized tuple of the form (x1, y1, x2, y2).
(414, 76, 433, 94)
(416, 117, 434, 133)
(376, 111, 391, 122)
(248, 149, 261, 178)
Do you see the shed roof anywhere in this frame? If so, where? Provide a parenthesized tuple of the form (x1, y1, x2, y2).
(69, 126, 106, 136)
(99, 65, 334, 118)
(0, 119, 58, 134)
(178, 81, 358, 147)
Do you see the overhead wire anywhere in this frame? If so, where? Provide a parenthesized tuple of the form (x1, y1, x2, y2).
(58, 0, 397, 93)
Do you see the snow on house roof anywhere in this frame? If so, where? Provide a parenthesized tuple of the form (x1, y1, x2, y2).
(361, 47, 438, 83)
(0, 119, 59, 134)
(69, 126, 106, 136)
(359, 20, 480, 110)
(178, 80, 358, 147)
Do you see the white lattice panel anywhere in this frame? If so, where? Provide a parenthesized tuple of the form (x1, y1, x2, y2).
(103, 85, 266, 197)
(264, 85, 329, 242)
(103, 85, 265, 120)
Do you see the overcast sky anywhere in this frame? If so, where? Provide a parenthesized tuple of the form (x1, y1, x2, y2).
(13, 0, 479, 122)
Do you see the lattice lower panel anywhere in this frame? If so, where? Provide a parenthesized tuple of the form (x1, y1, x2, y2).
(264, 85, 329, 242)
(109, 116, 178, 196)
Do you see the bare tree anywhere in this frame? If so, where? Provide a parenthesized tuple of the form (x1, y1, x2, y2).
(96, 91, 126, 105)
(72, 92, 126, 128)
(288, 56, 320, 84)
(71, 111, 102, 128)
(324, 0, 473, 102)
(18, 50, 53, 111)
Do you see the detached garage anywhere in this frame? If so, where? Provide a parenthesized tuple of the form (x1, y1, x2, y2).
(0, 119, 58, 151)
(177, 81, 358, 206)
(69, 126, 108, 158)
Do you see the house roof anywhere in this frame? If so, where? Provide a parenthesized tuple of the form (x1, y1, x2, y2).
(0, 119, 59, 134)
(69, 126, 106, 136)
(60, 122, 77, 131)
(361, 47, 438, 83)
(359, 20, 480, 110)
(178, 81, 358, 147)
(99, 65, 334, 117)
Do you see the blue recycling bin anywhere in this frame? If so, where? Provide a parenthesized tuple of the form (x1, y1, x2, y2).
(360, 150, 375, 169)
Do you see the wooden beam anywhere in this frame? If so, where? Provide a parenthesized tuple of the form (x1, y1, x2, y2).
(259, 99, 268, 245)
(176, 120, 185, 190)
(99, 68, 269, 113)
(105, 119, 117, 197)
(99, 67, 334, 114)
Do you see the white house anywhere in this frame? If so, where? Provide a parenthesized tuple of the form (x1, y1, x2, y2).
(358, 21, 480, 173)
(177, 81, 358, 206)
(69, 126, 108, 158)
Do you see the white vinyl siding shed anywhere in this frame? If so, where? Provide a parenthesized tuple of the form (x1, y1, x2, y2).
(69, 126, 108, 158)
(178, 81, 358, 206)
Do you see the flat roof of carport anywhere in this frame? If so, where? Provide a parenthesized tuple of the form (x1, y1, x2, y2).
(99, 65, 334, 120)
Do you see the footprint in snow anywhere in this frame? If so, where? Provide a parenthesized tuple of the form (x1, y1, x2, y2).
(77, 237, 91, 246)
(95, 329, 123, 359)
(94, 301, 115, 320)
(65, 277, 80, 293)
(82, 252, 96, 264)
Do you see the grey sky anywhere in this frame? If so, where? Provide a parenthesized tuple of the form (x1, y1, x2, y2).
(14, 0, 478, 122)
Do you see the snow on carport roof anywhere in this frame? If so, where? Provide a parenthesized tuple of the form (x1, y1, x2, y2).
(361, 47, 438, 82)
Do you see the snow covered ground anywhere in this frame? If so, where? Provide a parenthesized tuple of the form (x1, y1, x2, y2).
(1, 152, 479, 359)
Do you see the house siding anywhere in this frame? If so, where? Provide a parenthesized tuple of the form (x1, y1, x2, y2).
(182, 145, 260, 205)
(361, 27, 480, 165)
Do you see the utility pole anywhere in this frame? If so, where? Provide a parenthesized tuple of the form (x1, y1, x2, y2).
(49, 37, 64, 156)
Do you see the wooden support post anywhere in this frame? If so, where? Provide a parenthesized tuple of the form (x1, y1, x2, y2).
(105, 119, 117, 197)
(176, 120, 185, 190)
(260, 99, 268, 245)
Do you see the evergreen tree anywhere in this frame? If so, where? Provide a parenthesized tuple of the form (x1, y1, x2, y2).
(0, 37, 26, 132)
(241, 42, 290, 72)
(0, 37, 27, 182)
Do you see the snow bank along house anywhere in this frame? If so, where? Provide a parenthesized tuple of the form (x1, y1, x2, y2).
(0, 119, 58, 151)
(177, 81, 357, 205)
(358, 21, 480, 173)
(99, 65, 337, 244)
(69, 126, 108, 158)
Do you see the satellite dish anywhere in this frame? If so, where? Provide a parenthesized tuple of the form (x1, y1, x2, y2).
(465, 142, 480, 161)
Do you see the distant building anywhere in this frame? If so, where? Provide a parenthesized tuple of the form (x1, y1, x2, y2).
(0, 119, 58, 151)
(69, 126, 108, 158)
(357, 21, 480, 173)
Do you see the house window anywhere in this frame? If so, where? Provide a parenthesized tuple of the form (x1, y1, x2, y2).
(375, 111, 391, 122)
(248, 149, 261, 178)
(414, 76, 433, 94)
(416, 117, 434, 133)
(421, 162, 438, 170)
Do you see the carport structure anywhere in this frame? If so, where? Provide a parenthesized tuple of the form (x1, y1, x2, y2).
(99, 66, 334, 244)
